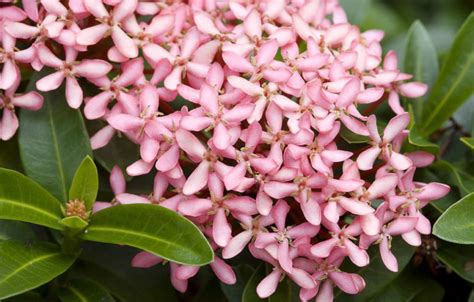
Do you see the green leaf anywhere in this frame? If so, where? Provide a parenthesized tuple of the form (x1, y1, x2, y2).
(339, 0, 372, 24)
(433, 193, 474, 244)
(367, 267, 444, 302)
(336, 238, 415, 302)
(461, 137, 474, 150)
(420, 13, 474, 136)
(469, 289, 474, 302)
(77, 243, 177, 302)
(242, 264, 266, 302)
(71, 261, 152, 302)
(220, 265, 254, 302)
(268, 277, 297, 302)
(81, 204, 213, 265)
(19, 73, 92, 202)
(87, 120, 138, 180)
(0, 220, 35, 242)
(340, 126, 370, 144)
(58, 278, 114, 302)
(0, 241, 76, 299)
(406, 105, 439, 154)
(60, 217, 88, 231)
(0, 137, 23, 172)
(3, 291, 46, 302)
(0, 168, 64, 230)
(436, 241, 474, 283)
(430, 160, 474, 196)
(69, 156, 98, 211)
(404, 21, 439, 120)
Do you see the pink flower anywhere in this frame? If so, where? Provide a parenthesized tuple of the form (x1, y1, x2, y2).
(357, 113, 413, 171)
(0, 83, 43, 140)
(36, 44, 112, 108)
(1, 1, 451, 300)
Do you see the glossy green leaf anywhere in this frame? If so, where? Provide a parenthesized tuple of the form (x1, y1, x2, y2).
(60, 217, 88, 231)
(404, 21, 439, 120)
(69, 156, 98, 211)
(77, 243, 177, 302)
(58, 278, 114, 302)
(461, 137, 474, 150)
(19, 73, 92, 202)
(407, 106, 439, 154)
(268, 277, 297, 302)
(3, 291, 46, 302)
(0, 220, 35, 242)
(221, 265, 254, 302)
(81, 204, 213, 265)
(436, 241, 474, 283)
(87, 120, 138, 180)
(242, 264, 266, 302)
(367, 267, 444, 302)
(336, 238, 415, 301)
(71, 261, 152, 302)
(0, 137, 23, 172)
(340, 126, 370, 144)
(0, 241, 76, 299)
(430, 160, 474, 196)
(420, 13, 474, 135)
(0, 168, 64, 230)
(433, 193, 474, 244)
(339, 0, 372, 24)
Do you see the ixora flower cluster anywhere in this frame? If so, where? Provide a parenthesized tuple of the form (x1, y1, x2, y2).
(0, 0, 450, 300)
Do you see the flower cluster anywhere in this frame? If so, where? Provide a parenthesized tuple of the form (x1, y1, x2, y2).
(0, 0, 450, 300)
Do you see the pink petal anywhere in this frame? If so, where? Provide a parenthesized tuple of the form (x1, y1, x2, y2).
(386, 216, 418, 236)
(12, 92, 43, 110)
(222, 230, 252, 259)
(107, 114, 144, 132)
(256, 270, 281, 299)
(323, 201, 339, 223)
(357, 146, 381, 170)
(227, 76, 263, 96)
(301, 198, 322, 226)
(414, 183, 450, 201)
(222, 52, 254, 73)
(278, 240, 293, 273)
(131, 251, 162, 268)
(75, 59, 112, 78)
(65, 76, 83, 109)
(380, 236, 398, 272)
(175, 129, 206, 159)
(244, 9, 262, 39)
(310, 238, 339, 258)
(367, 174, 398, 199)
(329, 271, 365, 294)
(178, 198, 213, 217)
(213, 208, 232, 247)
(116, 193, 150, 204)
(182, 161, 210, 195)
(383, 113, 410, 142)
(256, 39, 278, 66)
(338, 197, 374, 215)
(210, 257, 236, 285)
(389, 152, 413, 171)
(343, 238, 369, 267)
(112, 26, 138, 58)
(76, 24, 109, 46)
(263, 181, 297, 199)
(36, 71, 65, 91)
(399, 82, 428, 98)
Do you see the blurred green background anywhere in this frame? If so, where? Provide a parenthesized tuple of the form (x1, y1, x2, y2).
(341, 0, 473, 55)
